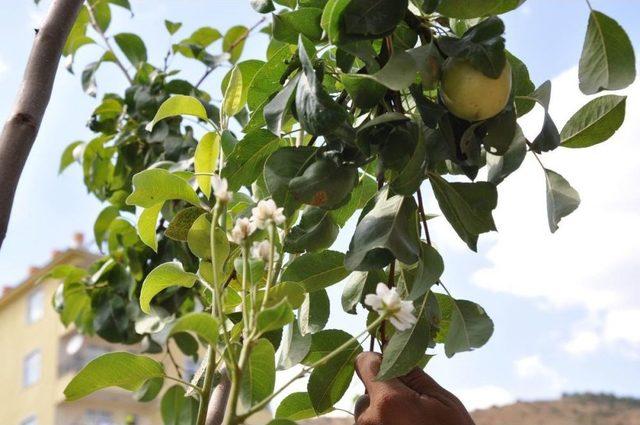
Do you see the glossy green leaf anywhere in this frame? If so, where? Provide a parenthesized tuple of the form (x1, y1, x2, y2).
(267, 282, 306, 310)
(168, 312, 219, 347)
(223, 66, 245, 118)
(436, 294, 494, 358)
(507, 51, 535, 116)
(321, 0, 351, 44)
(377, 294, 431, 380)
(187, 214, 229, 262)
(223, 25, 248, 64)
(140, 262, 198, 314)
(241, 339, 276, 407)
(114, 33, 147, 67)
(273, 8, 324, 44)
(341, 270, 384, 314)
(429, 173, 497, 251)
(406, 243, 444, 301)
(561, 95, 626, 148)
(342, 74, 386, 109)
(64, 352, 164, 401)
(282, 250, 349, 292)
(437, 0, 526, 18)
(248, 45, 295, 110)
(59, 141, 83, 173)
(250, 0, 275, 13)
(345, 187, 421, 271)
(579, 10, 636, 95)
(390, 121, 427, 196)
(94, 205, 120, 249)
(487, 124, 527, 185)
(137, 203, 163, 252)
(194, 132, 221, 198)
(257, 300, 295, 335)
(343, 0, 409, 39)
(164, 20, 182, 35)
(289, 158, 358, 209)
(161, 385, 198, 425)
(265, 73, 301, 136)
(299, 290, 330, 336)
(544, 168, 581, 233)
(222, 129, 282, 190)
(126, 168, 201, 208)
(145, 95, 208, 131)
(264, 146, 317, 215)
(285, 207, 339, 253)
(330, 175, 377, 227)
(527, 81, 561, 153)
(277, 321, 312, 370)
(276, 392, 319, 420)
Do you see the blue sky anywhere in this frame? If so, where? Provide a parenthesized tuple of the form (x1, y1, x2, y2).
(1, 0, 639, 412)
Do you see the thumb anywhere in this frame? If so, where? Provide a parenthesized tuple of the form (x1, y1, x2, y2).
(355, 352, 411, 402)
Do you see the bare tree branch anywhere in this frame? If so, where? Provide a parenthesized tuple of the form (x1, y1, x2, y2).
(0, 0, 83, 250)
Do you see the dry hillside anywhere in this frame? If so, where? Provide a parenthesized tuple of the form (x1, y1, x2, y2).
(302, 394, 640, 425)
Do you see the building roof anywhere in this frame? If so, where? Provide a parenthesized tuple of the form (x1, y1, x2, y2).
(0, 248, 97, 311)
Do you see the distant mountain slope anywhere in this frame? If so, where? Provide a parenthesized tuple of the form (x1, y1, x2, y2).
(302, 393, 640, 425)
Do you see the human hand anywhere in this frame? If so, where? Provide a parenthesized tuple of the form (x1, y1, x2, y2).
(354, 352, 475, 425)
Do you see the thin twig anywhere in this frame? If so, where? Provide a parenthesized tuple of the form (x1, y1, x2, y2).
(85, 1, 133, 84)
(416, 190, 432, 245)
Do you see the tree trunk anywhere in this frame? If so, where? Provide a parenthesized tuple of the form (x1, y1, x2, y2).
(0, 0, 83, 250)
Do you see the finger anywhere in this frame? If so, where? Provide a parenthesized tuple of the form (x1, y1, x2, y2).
(354, 394, 370, 420)
(400, 367, 458, 404)
(355, 352, 411, 401)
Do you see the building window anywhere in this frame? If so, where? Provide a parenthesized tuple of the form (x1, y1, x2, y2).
(26, 288, 44, 324)
(23, 350, 42, 387)
(85, 410, 114, 425)
(20, 416, 37, 425)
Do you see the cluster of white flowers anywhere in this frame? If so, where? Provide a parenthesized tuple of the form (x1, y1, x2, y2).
(211, 175, 232, 203)
(251, 240, 279, 263)
(228, 199, 286, 246)
(250, 199, 285, 229)
(365, 283, 417, 331)
(230, 217, 256, 245)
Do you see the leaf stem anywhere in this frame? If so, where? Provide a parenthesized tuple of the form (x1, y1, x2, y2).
(416, 190, 432, 245)
(165, 375, 204, 397)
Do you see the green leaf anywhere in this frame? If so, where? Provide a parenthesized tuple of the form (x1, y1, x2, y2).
(81, 61, 101, 97)
(222, 129, 282, 190)
(273, 8, 324, 44)
(265, 73, 301, 136)
(579, 10, 636, 95)
(137, 203, 163, 252)
(276, 392, 319, 420)
(114, 33, 147, 67)
(223, 66, 245, 118)
(296, 37, 348, 135)
(188, 214, 229, 261)
(134, 377, 164, 402)
(165, 207, 206, 241)
(168, 312, 219, 347)
(267, 421, 298, 425)
(341, 270, 384, 314)
(248, 45, 295, 110)
(342, 74, 387, 109)
(223, 25, 248, 64)
(321, 0, 351, 45)
(161, 385, 199, 425)
(487, 124, 527, 185)
(126, 168, 201, 208)
(64, 352, 164, 401)
(289, 158, 358, 210)
(437, 0, 526, 18)
(436, 294, 494, 358)
(544, 168, 581, 233)
(285, 207, 339, 253)
(146, 95, 208, 132)
(277, 321, 312, 370)
(59, 141, 83, 173)
(429, 173, 497, 251)
(306, 330, 362, 413)
(561, 95, 626, 148)
(250, 0, 275, 13)
(377, 294, 431, 380)
(507, 51, 535, 116)
(343, 0, 409, 40)
(406, 243, 444, 301)
(140, 262, 198, 314)
(195, 132, 221, 198)
(345, 187, 421, 271)
(390, 121, 427, 196)
(527, 81, 561, 153)
(330, 175, 377, 227)
(164, 20, 182, 35)
(267, 282, 306, 309)
(241, 339, 276, 407)
(299, 290, 330, 335)
(264, 146, 317, 215)
(282, 250, 349, 292)
(438, 17, 506, 78)
(257, 300, 295, 335)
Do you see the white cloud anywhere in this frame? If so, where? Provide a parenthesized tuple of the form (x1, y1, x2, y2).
(458, 385, 516, 411)
(0, 57, 7, 78)
(472, 67, 640, 355)
(515, 355, 564, 390)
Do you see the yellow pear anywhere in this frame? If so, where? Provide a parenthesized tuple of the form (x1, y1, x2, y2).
(441, 58, 512, 122)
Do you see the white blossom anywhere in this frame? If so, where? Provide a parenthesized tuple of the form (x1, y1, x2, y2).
(230, 217, 255, 245)
(365, 283, 417, 331)
(251, 240, 279, 263)
(250, 199, 286, 229)
(211, 175, 232, 203)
